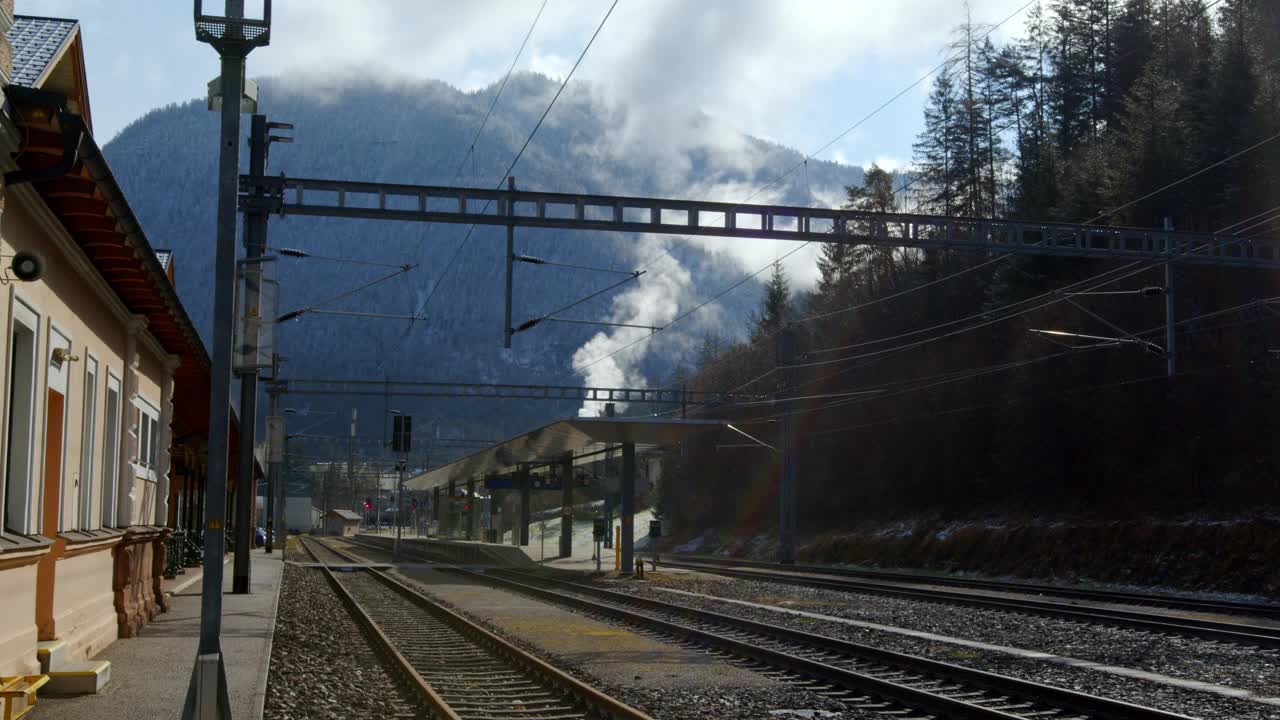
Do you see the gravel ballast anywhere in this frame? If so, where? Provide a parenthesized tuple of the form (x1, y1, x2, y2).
(264, 564, 417, 720)
(617, 573, 1279, 720)
(329, 538, 882, 719)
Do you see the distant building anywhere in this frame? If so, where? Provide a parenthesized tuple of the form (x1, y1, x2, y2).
(325, 510, 361, 538)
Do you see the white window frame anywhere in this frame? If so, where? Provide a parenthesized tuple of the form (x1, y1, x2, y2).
(79, 353, 99, 531)
(46, 323, 72, 534)
(132, 396, 160, 481)
(101, 372, 121, 528)
(3, 294, 41, 535)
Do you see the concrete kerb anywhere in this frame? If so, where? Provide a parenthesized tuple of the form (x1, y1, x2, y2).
(251, 550, 286, 720)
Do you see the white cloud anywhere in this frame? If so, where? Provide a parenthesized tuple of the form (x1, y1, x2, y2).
(254, 0, 1030, 158)
(866, 155, 906, 172)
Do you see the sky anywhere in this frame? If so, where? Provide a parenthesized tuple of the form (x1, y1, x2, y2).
(26, 0, 1030, 172)
(23, 0, 1034, 411)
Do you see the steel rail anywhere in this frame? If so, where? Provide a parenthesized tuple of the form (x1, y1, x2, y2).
(661, 554, 1280, 620)
(653, 559, 1280, 649)
(299, 538, 460, 719)
(348, 536, 1191, 720)
(474, 567, 1195, 720)
(305, 537, 655, 720)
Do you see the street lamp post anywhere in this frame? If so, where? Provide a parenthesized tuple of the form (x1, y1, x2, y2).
(186, 2, 271, 718)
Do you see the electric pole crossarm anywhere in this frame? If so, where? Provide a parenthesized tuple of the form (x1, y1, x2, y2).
(240, 175, 1280, 268)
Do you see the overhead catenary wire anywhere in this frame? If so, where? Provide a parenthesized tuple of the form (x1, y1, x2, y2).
(514, 270, 644, 333)
(277, 264, 417, 323)
(407, 0, 621, 326)
(570, 2, 1037, 376)
(741, 296, 1280, 427)
(648, 0, 1261, 421)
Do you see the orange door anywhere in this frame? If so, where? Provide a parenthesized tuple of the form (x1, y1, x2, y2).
(36, 389, 66, 639)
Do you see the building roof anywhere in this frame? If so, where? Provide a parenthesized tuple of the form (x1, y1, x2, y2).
(406, 417, 726, 491)
(8, 16, 78, 88)
(327, 510, 361, 521)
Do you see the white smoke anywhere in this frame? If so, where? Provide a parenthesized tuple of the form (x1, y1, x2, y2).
(572, 237, 692, 417)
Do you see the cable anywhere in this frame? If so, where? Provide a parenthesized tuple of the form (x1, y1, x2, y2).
(451, 0, 548, 184)
(733, 1, 1037, 209)
(575, 240, 813, 372)
(570, 2, 1039, 377)
(407, 0, 619, 326)
(757, 296, 1280, 426)
(401, 0, 616, 320)
(281, 265, 418, 322)
(1219, 203, 1280, 234)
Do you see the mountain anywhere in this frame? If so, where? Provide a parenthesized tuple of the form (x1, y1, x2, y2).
(102, 72, 862, 446)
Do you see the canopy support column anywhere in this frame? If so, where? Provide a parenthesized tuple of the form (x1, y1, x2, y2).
(620, 442, 635, 575)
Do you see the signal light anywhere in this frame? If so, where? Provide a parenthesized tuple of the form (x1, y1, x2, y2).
(364, 498, 372, 509)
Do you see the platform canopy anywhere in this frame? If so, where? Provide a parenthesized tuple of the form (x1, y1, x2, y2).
(405, 417, 725, 491)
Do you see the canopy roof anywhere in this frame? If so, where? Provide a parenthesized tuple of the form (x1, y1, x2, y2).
(406, 417, 725, 491)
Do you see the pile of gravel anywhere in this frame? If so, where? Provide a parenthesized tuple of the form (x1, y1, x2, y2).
(618, 575, 1276, 720)
(264, 566, 417, 720)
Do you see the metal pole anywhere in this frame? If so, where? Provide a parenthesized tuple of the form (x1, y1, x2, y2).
(1164, 217, 1176, 378)
(394, 458, 405, 559)
(348, 408, 357, 515)
(232, 112, 271, 591)
(603, 446, 614, 549)
(777, 324, 798, 564)
(265, 385, 278, 554)
(265, 354, 284, 554)
(466, 478, 476, 540)
(559, 452, 573, 558)
(279, 433, 289, 545)
(518, 466, 531, 546)
(620, 442, 635, 574)
(375, 468, 383, 534)
(187, 2, 246, 715)
(503, 177, 516, 348)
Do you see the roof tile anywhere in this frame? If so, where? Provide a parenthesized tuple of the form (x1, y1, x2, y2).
(8, 16, 78, 88)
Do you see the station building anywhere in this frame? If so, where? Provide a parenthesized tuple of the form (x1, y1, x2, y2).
(0, 6, 247, 688)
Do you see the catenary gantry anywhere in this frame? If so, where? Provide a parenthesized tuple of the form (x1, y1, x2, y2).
(241, 175, 1280, 268)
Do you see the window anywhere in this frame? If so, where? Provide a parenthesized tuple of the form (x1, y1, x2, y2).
(134, 398, 159, 473)
(149, 415, 159, 468)
(101, 374, 120, 527)
(4, 299, 39, 534)
(79, 356, 98, 530)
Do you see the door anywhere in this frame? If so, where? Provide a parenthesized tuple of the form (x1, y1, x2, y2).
(43, 328, 70, 534)
(36, 327, 70, 640)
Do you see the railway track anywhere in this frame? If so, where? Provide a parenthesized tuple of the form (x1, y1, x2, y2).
(347, 537, 1193, 719)
(298, 537, 653, 720)
(660, 554, 1280, 620)
(653, 556, 1280, 650)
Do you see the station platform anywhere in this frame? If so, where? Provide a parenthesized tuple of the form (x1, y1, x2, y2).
(356, 532, 537, 567)
(34, 548, 283, 720)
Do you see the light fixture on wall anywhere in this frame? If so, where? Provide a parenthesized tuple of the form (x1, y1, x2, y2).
(51, 347, 80, 365)
(2, 251, 45, 283)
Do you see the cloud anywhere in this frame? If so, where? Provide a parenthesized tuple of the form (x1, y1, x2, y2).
(255, 0, 1030, 162)
(572, 235, 692, 416)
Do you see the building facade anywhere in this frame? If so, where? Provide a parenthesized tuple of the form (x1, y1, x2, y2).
(0, 8, 241, 687)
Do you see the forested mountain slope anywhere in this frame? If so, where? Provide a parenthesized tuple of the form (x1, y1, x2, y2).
(667, 0, 1280, 546)
(103, 73, 861, 441)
